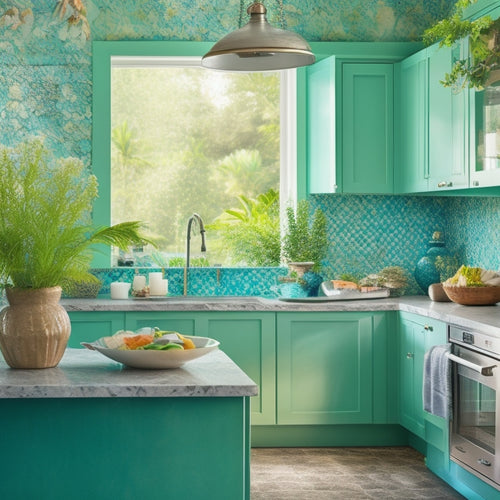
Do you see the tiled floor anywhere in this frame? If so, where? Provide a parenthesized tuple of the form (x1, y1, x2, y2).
(251, 447, 465, 499)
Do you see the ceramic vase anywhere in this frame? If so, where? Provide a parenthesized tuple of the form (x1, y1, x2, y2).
(0, 286, 71, 369)
(414, 237, 450, 295)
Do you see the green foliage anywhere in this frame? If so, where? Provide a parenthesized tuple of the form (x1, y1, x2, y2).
(0, 141, 154, 289)
(282, 200, 328, 273)
(423, 0, 500, 90)
(208, 189, 281, 267)
(435, 254, 461, 281)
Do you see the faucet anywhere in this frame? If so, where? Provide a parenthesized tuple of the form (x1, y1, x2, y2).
(184, 213, 207, 295)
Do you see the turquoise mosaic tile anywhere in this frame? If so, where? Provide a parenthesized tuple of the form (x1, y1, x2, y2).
(445, 196, 500, 271)
(309, 194, 450, 295)
(92, 267, 288, 298)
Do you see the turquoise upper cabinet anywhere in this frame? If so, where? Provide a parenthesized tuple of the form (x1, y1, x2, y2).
(397, 50, 428, 193)
(428, 43, 469, 191)
(469, 0, 500, 188)
(306, 56, 337, 194)
(397, 42, 469, 193)
(305, 56, 395, 195)
(342, 63, 394, 193)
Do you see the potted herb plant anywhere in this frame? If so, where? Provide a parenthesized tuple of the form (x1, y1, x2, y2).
(423, 0, 500, 90)
(0, 141, 154, 369)
(282, 199, 328, 277)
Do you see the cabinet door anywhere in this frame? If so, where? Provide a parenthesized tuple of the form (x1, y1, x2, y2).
(125, 312, 197, 335)
(397, 49, 429, 193)
(67, 311, 126, 348)
(306, 56, 337, 194)
(125, 311, 275, 426)
(199, 312, 276, 425)
(277, 312, 374, 425)
(399, 312, 447, 440)
(399, 318, 425, 438)
(342, 63, 394, 193)
(428, 43, 469, 191)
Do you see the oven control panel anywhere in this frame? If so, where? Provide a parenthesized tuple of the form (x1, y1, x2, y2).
(449, 325, 500, 359)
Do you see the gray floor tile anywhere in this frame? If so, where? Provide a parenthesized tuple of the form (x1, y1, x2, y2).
(251, 447, 465, 499)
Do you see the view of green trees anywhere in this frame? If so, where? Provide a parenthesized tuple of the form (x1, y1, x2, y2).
(111, 65, 281, 267)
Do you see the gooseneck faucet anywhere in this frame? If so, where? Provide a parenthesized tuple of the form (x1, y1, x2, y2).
(184, 213, 207, 295)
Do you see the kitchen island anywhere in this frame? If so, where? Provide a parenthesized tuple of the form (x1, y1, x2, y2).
(0, 348, 257, 500)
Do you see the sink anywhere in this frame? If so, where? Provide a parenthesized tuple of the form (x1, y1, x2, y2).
(136, 296, 264, 302)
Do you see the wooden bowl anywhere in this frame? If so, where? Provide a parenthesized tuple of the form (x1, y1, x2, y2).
(442, 285, 500, 306)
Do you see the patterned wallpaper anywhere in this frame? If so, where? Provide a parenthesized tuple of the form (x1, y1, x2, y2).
(0, 0, 454, 160)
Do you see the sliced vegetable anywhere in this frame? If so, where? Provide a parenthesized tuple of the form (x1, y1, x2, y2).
(141, 342, 184, 351)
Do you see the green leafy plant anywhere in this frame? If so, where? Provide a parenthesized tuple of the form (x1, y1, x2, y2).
(282, 200, 328, 273)
(423, 0, 500, 90)
(435, 254, 461, 282)
(0, 140, 154, 289)
(208, 188, 281, 267)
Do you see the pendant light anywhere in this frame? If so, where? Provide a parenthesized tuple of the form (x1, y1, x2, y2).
(202, 1, 315, 71)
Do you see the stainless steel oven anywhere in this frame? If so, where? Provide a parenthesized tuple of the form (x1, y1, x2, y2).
(449, 325, 500, 490)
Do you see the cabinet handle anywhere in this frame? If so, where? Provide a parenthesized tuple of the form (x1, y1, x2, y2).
(424, 325, 434, 332)
(437, 181, 453, 188)
(473, 180, 479, 187)
(407, 352, 414, 359)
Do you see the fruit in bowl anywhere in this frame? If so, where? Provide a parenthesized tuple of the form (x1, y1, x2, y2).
(443, 266, 500, 305)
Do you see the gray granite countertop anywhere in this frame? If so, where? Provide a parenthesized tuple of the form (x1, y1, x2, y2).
(61, 295, 500, 337)
(0, 348, 258, 399)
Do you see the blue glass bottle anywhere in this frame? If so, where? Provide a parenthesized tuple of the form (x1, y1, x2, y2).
(414, 232, 450, 295)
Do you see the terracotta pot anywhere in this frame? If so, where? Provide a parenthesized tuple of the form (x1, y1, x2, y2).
(0, 287, 70, 369)
(287, 262, 315, 278)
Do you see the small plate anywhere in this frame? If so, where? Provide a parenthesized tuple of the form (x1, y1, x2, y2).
(82, 335, 219, 369)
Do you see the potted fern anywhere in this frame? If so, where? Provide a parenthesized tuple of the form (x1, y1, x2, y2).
(423, 0, 500, 90)
(282, 199, 328, 278)
(0, 141, 153, 368)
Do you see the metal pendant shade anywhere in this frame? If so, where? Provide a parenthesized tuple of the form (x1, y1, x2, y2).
(202, 2, 315, 71)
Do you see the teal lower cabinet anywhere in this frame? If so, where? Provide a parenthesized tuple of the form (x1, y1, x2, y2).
(125, 311, 197, 334)
(276, 311, 394, 425)
(398, 312, 447, 440)
(201, 312, 276, 425)
(67, 311, 125, 347)
(126, 311, 276, 425)
(0, 396, 251, 500)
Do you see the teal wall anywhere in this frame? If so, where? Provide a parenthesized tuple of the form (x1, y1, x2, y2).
(3, 0, 498, 298)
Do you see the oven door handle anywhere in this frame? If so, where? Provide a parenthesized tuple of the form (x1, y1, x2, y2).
(447, 353, 497, 376)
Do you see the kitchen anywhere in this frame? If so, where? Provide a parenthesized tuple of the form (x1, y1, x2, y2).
(1, 1, 500, 499)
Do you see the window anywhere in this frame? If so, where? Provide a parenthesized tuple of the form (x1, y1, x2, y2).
(92, 42, 297, 268)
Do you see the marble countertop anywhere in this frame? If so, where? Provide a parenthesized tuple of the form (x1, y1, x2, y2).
(0, 348, 258, 399)
(62, 295, 500, 337)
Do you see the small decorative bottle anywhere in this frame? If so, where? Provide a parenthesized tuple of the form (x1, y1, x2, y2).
(414, 231, 450, 295)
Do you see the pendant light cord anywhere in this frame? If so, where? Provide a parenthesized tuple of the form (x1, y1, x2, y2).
(238, 0, 286, 29)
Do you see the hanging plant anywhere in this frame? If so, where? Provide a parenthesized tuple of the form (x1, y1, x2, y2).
(423, 0, 500, 90)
